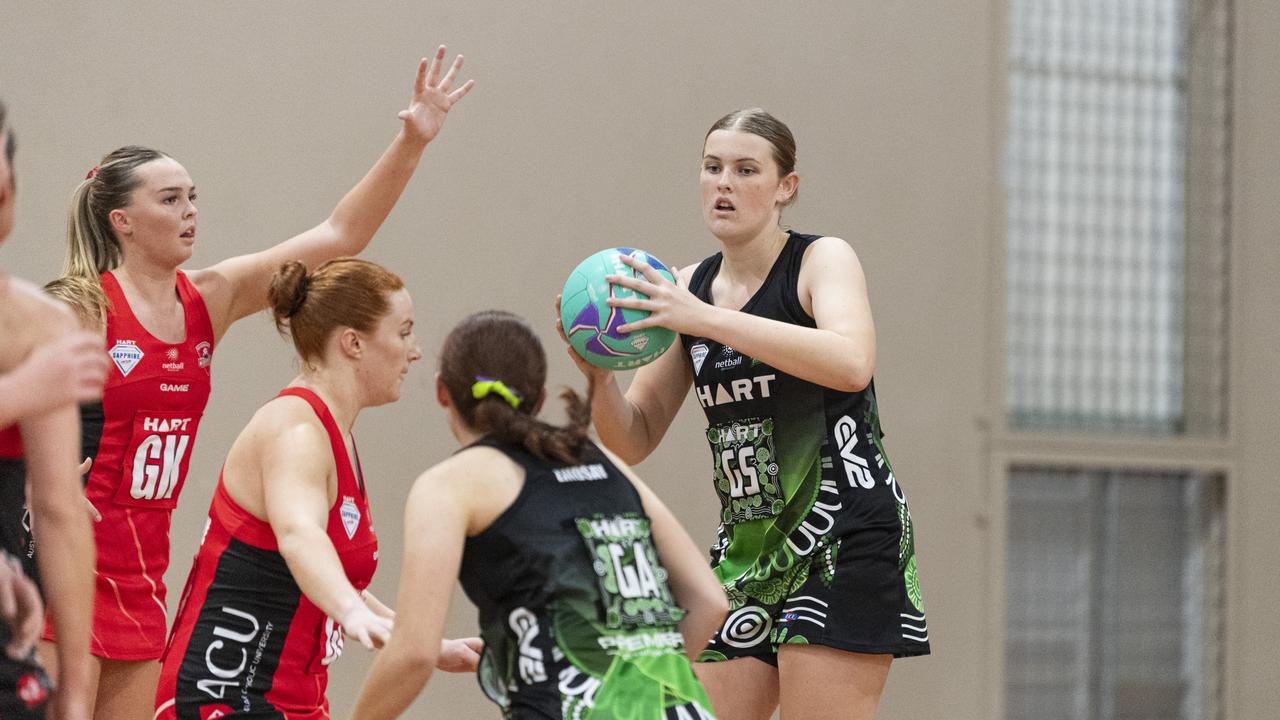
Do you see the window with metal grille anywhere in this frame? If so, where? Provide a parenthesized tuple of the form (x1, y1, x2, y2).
(1004, 0, 1231, 435)
(1004, 467, 1223, 720)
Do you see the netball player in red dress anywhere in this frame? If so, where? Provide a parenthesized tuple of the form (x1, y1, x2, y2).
(37, 49, 474, 719)
(0, 99, 109, 720)
(156, 259, 479, 720)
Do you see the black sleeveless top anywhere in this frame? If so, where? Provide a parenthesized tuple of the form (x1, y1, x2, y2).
(457, 437, 713, 719)
(677, 231, 912, 589)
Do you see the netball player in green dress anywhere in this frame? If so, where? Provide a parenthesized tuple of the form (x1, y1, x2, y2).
(563, 109, 929, 720)
(353, 311, 727, 719)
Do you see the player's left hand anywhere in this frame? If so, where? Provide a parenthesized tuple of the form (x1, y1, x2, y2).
(607, 253, 706, 335)
(0, 552, 42, 660)
(398, 45, 475, 145)
(436, 636, 483, 673)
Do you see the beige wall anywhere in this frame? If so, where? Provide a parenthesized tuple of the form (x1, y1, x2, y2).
(2, 2, 1274, 718)
(1225, 1, 1280, 716)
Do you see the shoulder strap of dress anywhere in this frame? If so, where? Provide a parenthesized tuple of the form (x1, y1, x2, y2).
(174, 270, 215, 344)
(686, 253, 723, 303)
(275, 387, 359, 496)
(778, 231, 820, 324)
(98, 270, 123, 303)
(96, 271, 130, 333)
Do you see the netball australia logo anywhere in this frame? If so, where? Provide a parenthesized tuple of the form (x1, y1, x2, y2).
(109, 340, 143, 376)
(690, 343, 708, 375)
(714, 345, 744, 371)
(340, 496, 361, 539)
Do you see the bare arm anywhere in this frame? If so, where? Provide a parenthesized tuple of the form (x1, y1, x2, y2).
(352, 467, 467, 720)
(191, 47, 474, 342)
(592, 342, 692, 465)
(261, 418, 390, 649)
(0, 281, 107, 426)
(605, 450, 727, 660)
(611, 237, 877, 392)
(21, 324, 94, 719)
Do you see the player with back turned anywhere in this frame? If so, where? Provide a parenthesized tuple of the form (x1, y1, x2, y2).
(353, 310, 727, 720)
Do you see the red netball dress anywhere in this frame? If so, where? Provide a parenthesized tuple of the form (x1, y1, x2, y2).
(42, 270, 214, 659)
(155, 387, 379, 720)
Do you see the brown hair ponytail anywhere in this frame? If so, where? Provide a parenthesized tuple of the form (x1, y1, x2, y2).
(440, 310, 592, 464)
(268, 258, 405, 364)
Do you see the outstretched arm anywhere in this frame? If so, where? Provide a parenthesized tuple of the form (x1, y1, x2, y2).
(361, 584, 482, 670)
(352, 468, 468, 720)
(609, 237, 876, 392)
(262, 416, 391, 650)
(193, 46, 475, 342)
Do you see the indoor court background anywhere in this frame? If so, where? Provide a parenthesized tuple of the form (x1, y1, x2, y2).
(2, 2, 1277, 718)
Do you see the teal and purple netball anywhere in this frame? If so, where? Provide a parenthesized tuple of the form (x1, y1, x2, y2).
(560, 248, 678, 371)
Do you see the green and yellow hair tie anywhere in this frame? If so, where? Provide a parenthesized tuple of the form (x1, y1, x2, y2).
(472, 376, 522, 409)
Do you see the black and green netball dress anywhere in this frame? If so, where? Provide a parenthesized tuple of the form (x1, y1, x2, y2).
(680, 231, 929, 663)
(457, 438, 716, 720)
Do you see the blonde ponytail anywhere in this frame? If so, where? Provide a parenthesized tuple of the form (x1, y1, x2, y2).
(64, 178, 118, 265)
(59, 145, 169, 317)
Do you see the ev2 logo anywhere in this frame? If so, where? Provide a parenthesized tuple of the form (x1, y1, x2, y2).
(509, 607, 546, 684)
(833, 415, 873, 489)
(833, 415, 906, 503)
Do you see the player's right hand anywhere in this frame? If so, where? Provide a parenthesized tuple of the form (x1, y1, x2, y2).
(19, 331, 109, 413)
(339, 599, 394, 650)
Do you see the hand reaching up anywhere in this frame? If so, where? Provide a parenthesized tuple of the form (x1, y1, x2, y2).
(398, 45, 475, 145)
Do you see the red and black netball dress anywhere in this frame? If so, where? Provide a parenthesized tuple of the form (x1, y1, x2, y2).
(0, 426, 52, 720)
(41, 270, 214, 659)
(0, 426, 34, 581)
(155, 387, 378, 720)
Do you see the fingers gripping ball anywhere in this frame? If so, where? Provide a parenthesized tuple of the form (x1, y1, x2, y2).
(560, 248, 678, 370)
